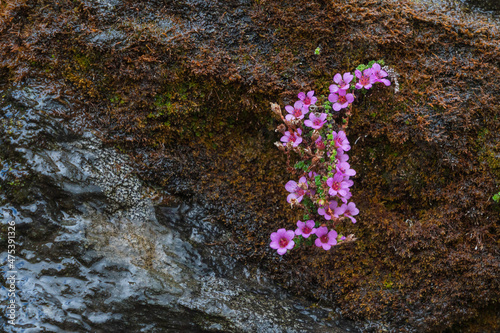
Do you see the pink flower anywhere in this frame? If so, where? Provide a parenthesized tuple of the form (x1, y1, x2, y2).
(308, 171, 318, 179)
(304, 113, 327, 129)
(280, 128, 303, 147)
(295, 220, 316, 238)
(332, 131, 351, 152)
(336, 162, 356, 178)
(285, 176, 308, 203)
(314, 227, 337, 250)
(317, 201, 343, 220)
(270, 228, 295, 255)
(371, 63, 391, 86)
(329, 72, 354, 93)
(315, 136, 325, 150)
(318, 203, 333, 220)
(339, 189, 352, 203)
(298, 91, 317, 108)
(285, 101, 308, 121)
(327, 173, 351, 197)
(336, 149, 349, 163)
(328, 89, 354, 112)
(337, 202, 360, 223)
(355, 68, 376, 90)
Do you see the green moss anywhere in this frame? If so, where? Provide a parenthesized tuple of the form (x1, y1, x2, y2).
(73, 53, 92, 71)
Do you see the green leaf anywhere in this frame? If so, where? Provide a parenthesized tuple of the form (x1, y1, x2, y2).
(294, 161, 305, 169)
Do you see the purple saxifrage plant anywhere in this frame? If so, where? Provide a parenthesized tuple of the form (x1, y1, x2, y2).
(269, 60, 392, 255)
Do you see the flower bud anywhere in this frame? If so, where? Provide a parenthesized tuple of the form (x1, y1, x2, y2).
(274, 141, 286, 151)
(311, 130, 320, 141)
(270, 102, 282, 118)
(276, 124, 286, 133)
(345, 234, 357, 242)
(316, 140, 325, 150)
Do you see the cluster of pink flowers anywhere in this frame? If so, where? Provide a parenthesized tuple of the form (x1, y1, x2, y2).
(270, 62, 391, 255)
(328, 64, 390, 112)
(273, 133, 359, 255)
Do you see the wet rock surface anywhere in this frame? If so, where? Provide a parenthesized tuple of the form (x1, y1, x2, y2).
(0, 86, 356, 332)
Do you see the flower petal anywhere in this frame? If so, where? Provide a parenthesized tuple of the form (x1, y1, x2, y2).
(277, 248, 287, 255)
(285, 230, 295, 240)
(285, 180, 297, 192)
(343, 72, 354, 83)
(270, 241, 280, 249)
(316, 226, 328, 237)
(294, 100, 304, 109)
(306, 220, 316, 229)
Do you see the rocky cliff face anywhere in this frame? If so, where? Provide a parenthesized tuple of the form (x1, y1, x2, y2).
(0, 85, 354, 332)
(1, 0, 499, 332)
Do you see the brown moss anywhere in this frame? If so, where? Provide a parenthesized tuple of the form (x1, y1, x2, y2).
(0, 0, 499, 331)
